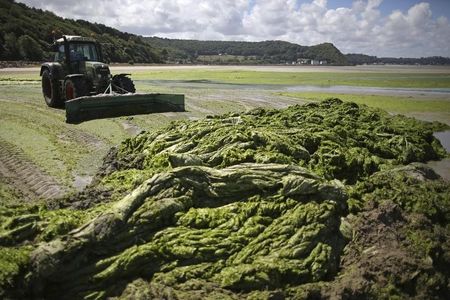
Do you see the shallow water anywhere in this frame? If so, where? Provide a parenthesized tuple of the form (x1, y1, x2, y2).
(137, 79, 450, 98)
(434, 130, 450, 153)
(73, 174, 93, 191)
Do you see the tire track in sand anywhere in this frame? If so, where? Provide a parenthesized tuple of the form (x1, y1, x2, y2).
(0, 139, 67, 200)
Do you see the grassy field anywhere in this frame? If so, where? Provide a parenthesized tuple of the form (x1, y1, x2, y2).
(0, 65, 449, 197)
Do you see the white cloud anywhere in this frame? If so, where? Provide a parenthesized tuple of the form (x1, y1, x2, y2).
(18, 0, 450, 57)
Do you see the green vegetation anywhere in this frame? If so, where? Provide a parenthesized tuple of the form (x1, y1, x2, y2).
(109, 99, 447, 186)
(0, 0, 162, 63)
(1, 0, 449, 66)
(0, 83, 130, 188)
(346, 53, 450, 65)
(1, 99, 448, 299)
(5, 67, 450, 88)
(147, 37, 348, 65)
(130, 69, 450, 88)
(0, 0, 347, 65)
(196, 54, 258, 64)
(348, 164, 450, 219)
(279, 92, 450, 113)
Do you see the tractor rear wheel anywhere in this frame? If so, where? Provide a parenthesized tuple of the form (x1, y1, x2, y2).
(113, 76, 136, 94)
(65, 78, 88, 100)
(42, 69, 62, 107)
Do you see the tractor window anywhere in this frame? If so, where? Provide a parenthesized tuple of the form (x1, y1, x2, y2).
(54, 45, 65, 62)
(69, 43, 99, 62)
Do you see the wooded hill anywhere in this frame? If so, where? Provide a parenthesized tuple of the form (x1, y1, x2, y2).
(0, 0, 162, 63)
(146, 37, 348, 65)
(0, 0, 349, 65)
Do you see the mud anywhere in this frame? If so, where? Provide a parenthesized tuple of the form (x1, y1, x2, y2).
(0, 99, 449, 299)
(324, 165, 450, 299)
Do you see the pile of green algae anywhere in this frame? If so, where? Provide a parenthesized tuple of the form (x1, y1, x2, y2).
(1, 99, 449, 299)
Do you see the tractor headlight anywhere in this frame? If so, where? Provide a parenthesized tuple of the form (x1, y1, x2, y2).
(95, 67, 111, 79)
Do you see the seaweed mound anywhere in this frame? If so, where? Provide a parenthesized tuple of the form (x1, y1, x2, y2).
(98, 98, 446, 196)
(1, 99, 449, 299)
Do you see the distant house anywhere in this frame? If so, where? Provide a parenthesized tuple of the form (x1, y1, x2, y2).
(296, 58, 327, 65)
(297, 58, 310, 64)
(309, 59, 328, 65)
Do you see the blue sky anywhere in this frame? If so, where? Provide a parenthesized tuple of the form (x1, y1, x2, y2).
(19, 0, 450, 57)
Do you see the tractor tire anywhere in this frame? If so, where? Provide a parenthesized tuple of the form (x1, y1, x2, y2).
(64, 77, 88, 101)
(113, 76, 136, 94)
(42, 69, 62, 107)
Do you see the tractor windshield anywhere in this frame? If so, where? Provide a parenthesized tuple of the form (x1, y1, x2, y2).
(68, 43, 99, 62)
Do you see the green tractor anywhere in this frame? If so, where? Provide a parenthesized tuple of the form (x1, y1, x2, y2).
(40, 35, 184, 123)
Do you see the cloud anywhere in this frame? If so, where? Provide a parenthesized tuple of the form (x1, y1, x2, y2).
(18, 0, 450, 57)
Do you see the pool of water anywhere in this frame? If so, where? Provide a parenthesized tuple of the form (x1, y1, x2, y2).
(434, 130, 450, 153)
(136, 79, 450, 98)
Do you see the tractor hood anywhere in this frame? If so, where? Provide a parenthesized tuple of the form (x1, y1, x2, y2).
(81, 61, 111, 79)
(85, 61, 110, 71)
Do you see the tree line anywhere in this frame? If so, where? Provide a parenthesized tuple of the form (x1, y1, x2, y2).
(147, 37, 349, 65)
(346, 53, 450, 65)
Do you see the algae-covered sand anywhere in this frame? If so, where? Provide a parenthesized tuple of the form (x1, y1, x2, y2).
(1, 99, 449, 299)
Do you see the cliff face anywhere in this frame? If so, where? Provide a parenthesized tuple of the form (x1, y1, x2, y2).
(1, 99, 449, 299)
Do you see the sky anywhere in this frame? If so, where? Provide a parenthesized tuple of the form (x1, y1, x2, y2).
(18, 0, 450, 57)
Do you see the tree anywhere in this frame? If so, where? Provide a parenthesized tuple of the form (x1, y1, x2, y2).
(0, 33, 4, 60)
(3, 32, 20, 60)
(17, 34, 43, 60)
(161, 48, 168, 61)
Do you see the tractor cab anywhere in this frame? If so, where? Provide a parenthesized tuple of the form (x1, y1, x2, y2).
(52, 36, 105, 75)
(54, 41, 100, 63)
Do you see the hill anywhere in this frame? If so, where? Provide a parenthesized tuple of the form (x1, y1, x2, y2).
(0, 0, 162, 63)
(0, 0, 348, 65)
(147, 37, 348, 65)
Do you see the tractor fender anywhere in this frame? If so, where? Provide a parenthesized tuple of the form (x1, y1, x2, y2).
(112, 73, 132, 80)
(65, 74, 86, 80)
(40, 63, 63, 80)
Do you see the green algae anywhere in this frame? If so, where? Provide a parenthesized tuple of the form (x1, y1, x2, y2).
(0, 246, 32, 298)
(103, 99, 447, 191)
(22, 164, 346, 298)
(0, 203, 107, 246)
(348, 163, 450, 222)
(0, 99, 449, 299)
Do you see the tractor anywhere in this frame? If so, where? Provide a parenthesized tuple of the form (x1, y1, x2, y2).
(41, 35, 135, 107)
(40, 35, 184, 123)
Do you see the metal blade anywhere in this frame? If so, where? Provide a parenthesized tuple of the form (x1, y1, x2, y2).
(65, 93, 185, 124)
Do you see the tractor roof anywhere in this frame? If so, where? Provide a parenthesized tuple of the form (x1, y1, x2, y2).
(56, 35, 97, 43)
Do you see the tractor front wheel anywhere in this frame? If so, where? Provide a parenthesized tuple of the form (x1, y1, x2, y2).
(42, 69, 62, 107)
(112, 76, 136, 94)
(65, 78, 88, 100)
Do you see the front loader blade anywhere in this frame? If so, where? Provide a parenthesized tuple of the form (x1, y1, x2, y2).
(65, 93, 185, 124)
